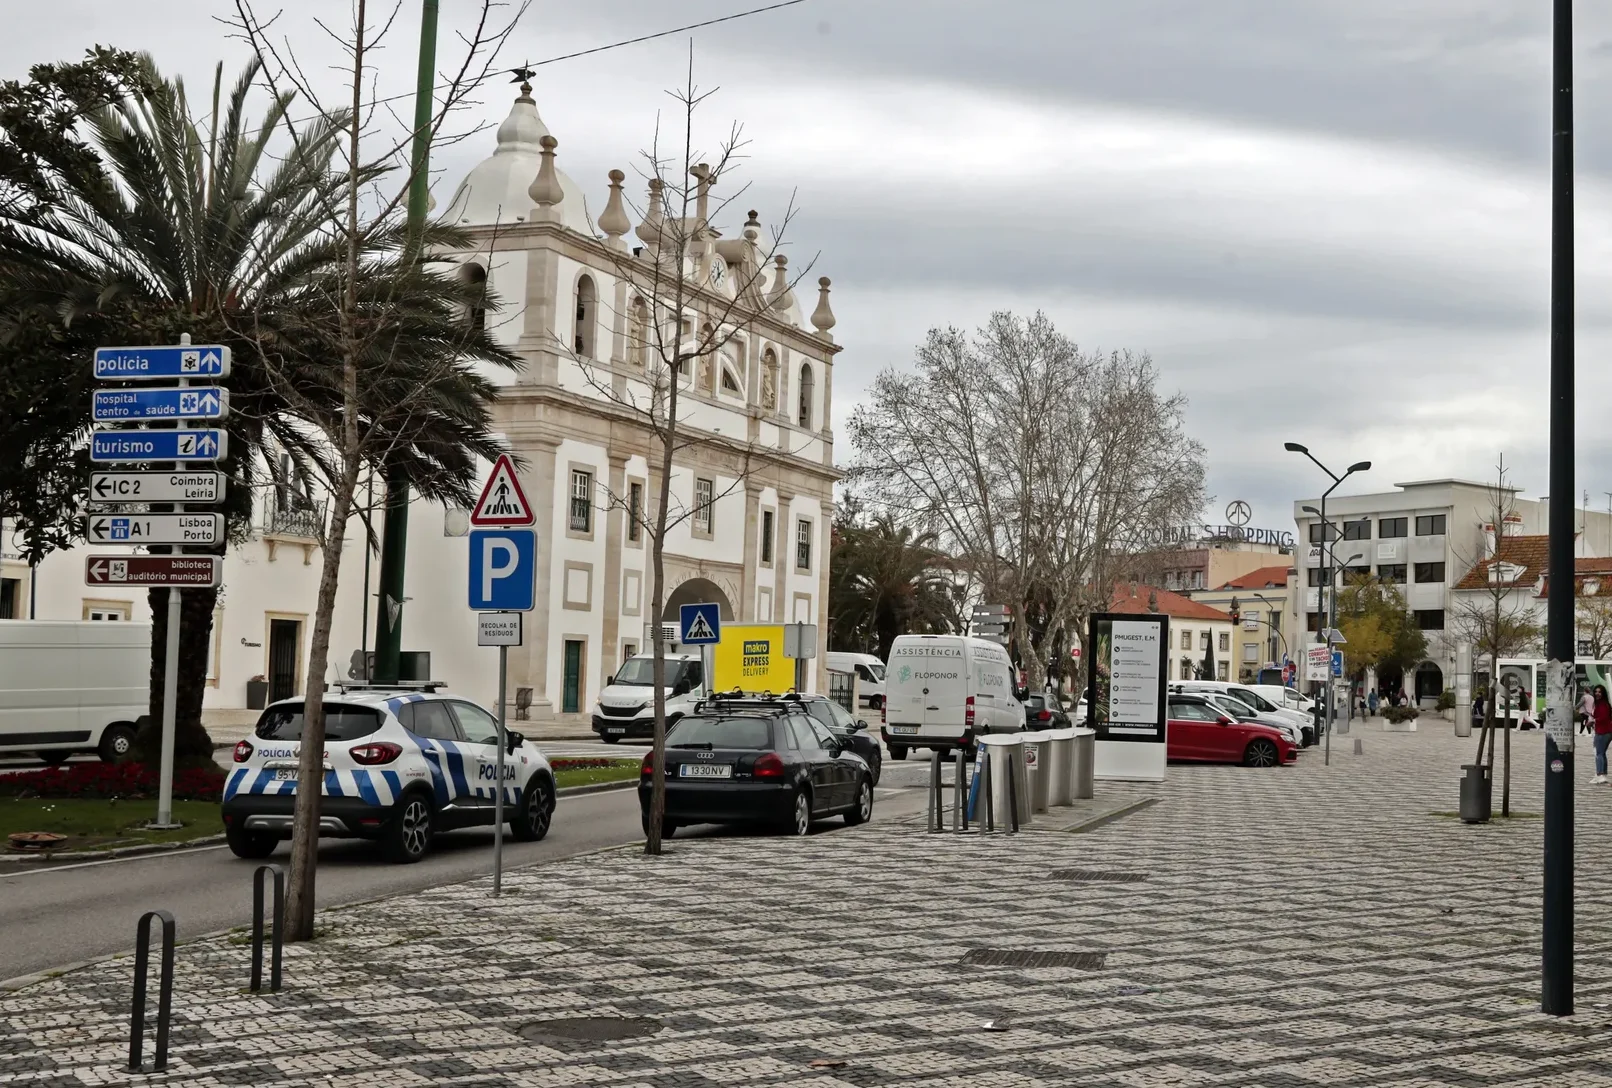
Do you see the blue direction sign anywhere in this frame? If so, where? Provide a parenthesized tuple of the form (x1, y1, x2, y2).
(679, 603, 721, 645)
(90, 429, 228, 463)
(92, 387, 229, 422)
(467, 529, 536, 611)
(93, 344, 231, 381)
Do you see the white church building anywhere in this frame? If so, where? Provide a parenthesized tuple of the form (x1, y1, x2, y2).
(1, 82, 843, 723)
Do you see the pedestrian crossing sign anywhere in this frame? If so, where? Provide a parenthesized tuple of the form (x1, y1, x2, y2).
(470, 454, 534, 527)
(679, 602, 721, 645)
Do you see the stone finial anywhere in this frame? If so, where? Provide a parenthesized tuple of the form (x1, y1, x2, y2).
(1147, 589, 1159, 613)
(517, 80, 534, 102)
(810, 276, 836, 339)
(743, 209, 761, 243)
(599, 168, 631, 249)
(636, 178, 665, 251)
(768, 254, 796, 317)
(690, 162, 713, 226)
(528, 134, 564, 209)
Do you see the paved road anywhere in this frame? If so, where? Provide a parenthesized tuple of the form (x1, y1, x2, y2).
(0, 785, 645, 983)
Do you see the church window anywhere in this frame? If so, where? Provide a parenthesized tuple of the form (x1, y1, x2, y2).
(574, 275, 597, 357)
(797, 363, 814, 428)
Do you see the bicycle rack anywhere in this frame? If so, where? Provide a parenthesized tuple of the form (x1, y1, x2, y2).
(251, 864, 285, 993)
(128, 909, 175, 1073)
(926, 749, 973, 833)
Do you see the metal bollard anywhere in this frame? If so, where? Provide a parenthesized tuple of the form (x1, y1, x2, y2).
(251, 864, 285, 993)
(927, 749, 944, 832)
(129, 909, 175, 1073)
(954, 748, 969, 832)
(982, 752, 996, 832)
(1005, 754, 1021, 834)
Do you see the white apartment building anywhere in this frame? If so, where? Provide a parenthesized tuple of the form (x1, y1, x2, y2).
(1290, 479, 1612, 704)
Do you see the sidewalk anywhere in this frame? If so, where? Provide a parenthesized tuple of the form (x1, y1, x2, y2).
(6, 728, 1612, 1085)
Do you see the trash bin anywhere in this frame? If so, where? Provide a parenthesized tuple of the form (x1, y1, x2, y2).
(979, 735, 1029, 828)
(1459, 763, 1492, 824)
(1021, 731, 1051, 813)
(1045, 728, 1075, 806)
(1072, 728, 1096, 799)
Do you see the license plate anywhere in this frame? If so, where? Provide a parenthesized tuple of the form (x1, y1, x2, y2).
(890, 726, 917, 735)
(273, 769, 297, 781)
(678, 763, 732, 779)
(607, 727, 626, 734)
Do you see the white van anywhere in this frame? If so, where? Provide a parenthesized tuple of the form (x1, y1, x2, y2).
(591, 652, 706, 743)
(827, 651, 886, 709)
(1249, 684, 1314, 716)
(0, 621, 149, 763)
(882, 635, 1025, 759)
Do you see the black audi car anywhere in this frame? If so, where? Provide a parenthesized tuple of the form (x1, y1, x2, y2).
(794, 693, 882, 785)
(639, 695, 874, 838)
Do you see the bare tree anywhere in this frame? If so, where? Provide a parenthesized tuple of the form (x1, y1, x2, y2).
(1449, 456, 1540, 817)
(545, 53, 823, 855)
(847, 313, 1206, 692)
(1577, 594, 1612, 659)
(227, 0, 529, 937)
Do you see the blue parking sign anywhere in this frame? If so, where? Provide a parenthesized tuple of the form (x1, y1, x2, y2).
(679, 602, 721, 645)
(1331, 650, 1344, 677)
(468, 529, 536, 611)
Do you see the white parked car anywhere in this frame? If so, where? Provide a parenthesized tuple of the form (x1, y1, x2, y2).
(1171, 680, 1315, 745)
(882, 635, 1025, 759)
(591, 653, 706, 743)
(1194, 691, 1305, 749)
(1249, 684, 1314, 716)
(223, 686, 555, 863)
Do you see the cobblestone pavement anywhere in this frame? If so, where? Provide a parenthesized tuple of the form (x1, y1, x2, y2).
(6, 725, 1612, 1086)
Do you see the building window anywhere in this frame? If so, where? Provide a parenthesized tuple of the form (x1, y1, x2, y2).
(1199, 631, 1210, 650)
(694, 477, 714, 535)
(627, 483, 642, 543)
(1180, 656, 1194, 680)
(797, 363, 814, 428)
(1307, 567, 1333, 587)
(569, 470, 593, 533)
(1309, 523, 1338, 543)
(1179, 629, 1191, 650)
(761, 510, 774, 565)
(574, 275, 597, 357)
(1218, 632, 1230, 652)
(1343, 519, 1371, 540)
(1217, 661, 1229, 681)
(1307, 612, 1322, 633)
(1415, 514, 1447, 536)
(1414, 562, 1446, 583)
(1378, 564, 1407, 584)
(1242, 643, 1260, 663)
(796, 518, 813, 571)
(1343, 564, 1370, 582)
(1379, 517, 1408, 538)
(1415, 609, 1445, 631)
(0, 577, 17, 619)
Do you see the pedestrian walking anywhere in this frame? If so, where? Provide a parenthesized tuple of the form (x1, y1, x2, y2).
(1580, 686, 1596, 736)
(1367, 689, 1379, 717)
(1593, 685, 1612, 786)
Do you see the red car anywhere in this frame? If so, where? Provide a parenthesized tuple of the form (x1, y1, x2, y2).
(1166, 694, 1296, 767)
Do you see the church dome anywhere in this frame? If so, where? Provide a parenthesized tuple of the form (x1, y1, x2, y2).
(441, 86, 591, 233)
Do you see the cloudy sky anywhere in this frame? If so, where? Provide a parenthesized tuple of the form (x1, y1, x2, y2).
(10, 0, 1612, 530)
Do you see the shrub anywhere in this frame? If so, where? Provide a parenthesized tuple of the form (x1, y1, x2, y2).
(0, 761, 224, 801)
(1436, 689, 1455, 711)
(1382, 706, 1421, 724)
(549, 757, 633, 771)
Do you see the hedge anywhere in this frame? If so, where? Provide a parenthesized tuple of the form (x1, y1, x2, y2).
(0, 761, 224, 801)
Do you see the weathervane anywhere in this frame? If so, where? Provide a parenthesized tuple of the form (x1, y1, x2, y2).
(509, 66, 537, 83)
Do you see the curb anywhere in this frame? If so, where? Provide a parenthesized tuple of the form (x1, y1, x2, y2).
(1, 834, 227, 866)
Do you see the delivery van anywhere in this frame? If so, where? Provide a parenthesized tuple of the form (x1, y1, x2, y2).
(882, 634, 1025, 759)
(827, 651, 886, 708)
(591, 652, 706, 742)
(0, 620, 149, 763)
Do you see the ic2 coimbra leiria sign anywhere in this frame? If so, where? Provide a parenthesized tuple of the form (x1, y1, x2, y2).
(1086, 612, 1169, 782)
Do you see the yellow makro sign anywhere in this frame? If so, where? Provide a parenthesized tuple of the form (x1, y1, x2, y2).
(711, 624, 796, 693)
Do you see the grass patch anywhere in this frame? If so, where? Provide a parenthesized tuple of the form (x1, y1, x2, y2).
(553, 762, 639, 790)
(1, 797, 222, 853)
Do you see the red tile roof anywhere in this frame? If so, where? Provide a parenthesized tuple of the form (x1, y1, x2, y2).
(1215, 565, 1294, 591)
(1452, 534, 1549, 591)
(1538, 557, 1612, 597)
(1110, 583, 1234, 623)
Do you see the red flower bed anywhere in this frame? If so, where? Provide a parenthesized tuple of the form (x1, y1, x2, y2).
(549, 757, 633, 771)
(0, 761, 224, 801)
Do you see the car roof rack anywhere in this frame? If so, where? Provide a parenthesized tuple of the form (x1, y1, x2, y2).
(692, 688, 813, 714)
(333, 680, 448, 694)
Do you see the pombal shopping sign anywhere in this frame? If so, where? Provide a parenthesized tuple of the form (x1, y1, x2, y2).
(1131, 500, 1296, 550)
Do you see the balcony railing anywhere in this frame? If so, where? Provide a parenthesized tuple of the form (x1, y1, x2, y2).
(266, 500, 325, 540)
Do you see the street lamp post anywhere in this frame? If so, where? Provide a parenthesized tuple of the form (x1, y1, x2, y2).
(1285, 443, 1370, 765)
(1252, 592, 1289, 673)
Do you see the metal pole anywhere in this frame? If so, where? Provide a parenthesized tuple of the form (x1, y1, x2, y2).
(1542, 0, 1575, 1018)
(372, 0, 439, 684)
(493, 640, 507, 897)
(155, 587, 180, 827)
(1321, 493, 1331, 767)
(360, 473, 373, 680)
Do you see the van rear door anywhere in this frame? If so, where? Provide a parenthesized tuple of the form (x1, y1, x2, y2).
(886, 637, 969, 738)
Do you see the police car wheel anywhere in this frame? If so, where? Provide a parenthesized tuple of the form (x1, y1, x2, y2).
(510, 777, 553, 842)
(382, 794, 434, 863)
(226, 825, 278, 859)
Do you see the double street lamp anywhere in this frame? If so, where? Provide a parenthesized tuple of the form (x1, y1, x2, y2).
(1284, 443, 1371, 766)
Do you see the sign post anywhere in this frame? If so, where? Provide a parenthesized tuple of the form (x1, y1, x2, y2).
(87, 337, 233, 830)
(783, 622, 818, 692)
(468, 456, 536, 897)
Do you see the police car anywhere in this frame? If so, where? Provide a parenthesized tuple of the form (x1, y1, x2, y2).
(221, 685, 555, 864)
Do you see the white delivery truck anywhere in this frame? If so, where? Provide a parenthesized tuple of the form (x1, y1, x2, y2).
(0, 620, 149, 763)
(827, 651, 887, 709)
(881, 634, 1025, 759)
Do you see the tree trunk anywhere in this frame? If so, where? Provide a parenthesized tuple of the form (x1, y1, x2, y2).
(135, 584, 217, 768)
(646, 430, 674, 856)
(1501, 699, 1512, 816)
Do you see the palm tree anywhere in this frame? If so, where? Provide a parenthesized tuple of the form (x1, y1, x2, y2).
(830, 513, 958, 660)
(0, 52, 516, 764)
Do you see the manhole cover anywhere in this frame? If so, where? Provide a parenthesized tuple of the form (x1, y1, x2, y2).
(1049, 869, 1145, 882)
(963, 949, 1107, 970)
(517, 1017, 661, 1044)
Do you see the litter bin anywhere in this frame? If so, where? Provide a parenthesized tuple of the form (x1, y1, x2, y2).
(1021, 731, 1051, 813)
(1459, 763, 1492, 824)
(1045, 728, 1075, 806)
(979, 735, 1029, 828)
(1072, 727, 1096, 799)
